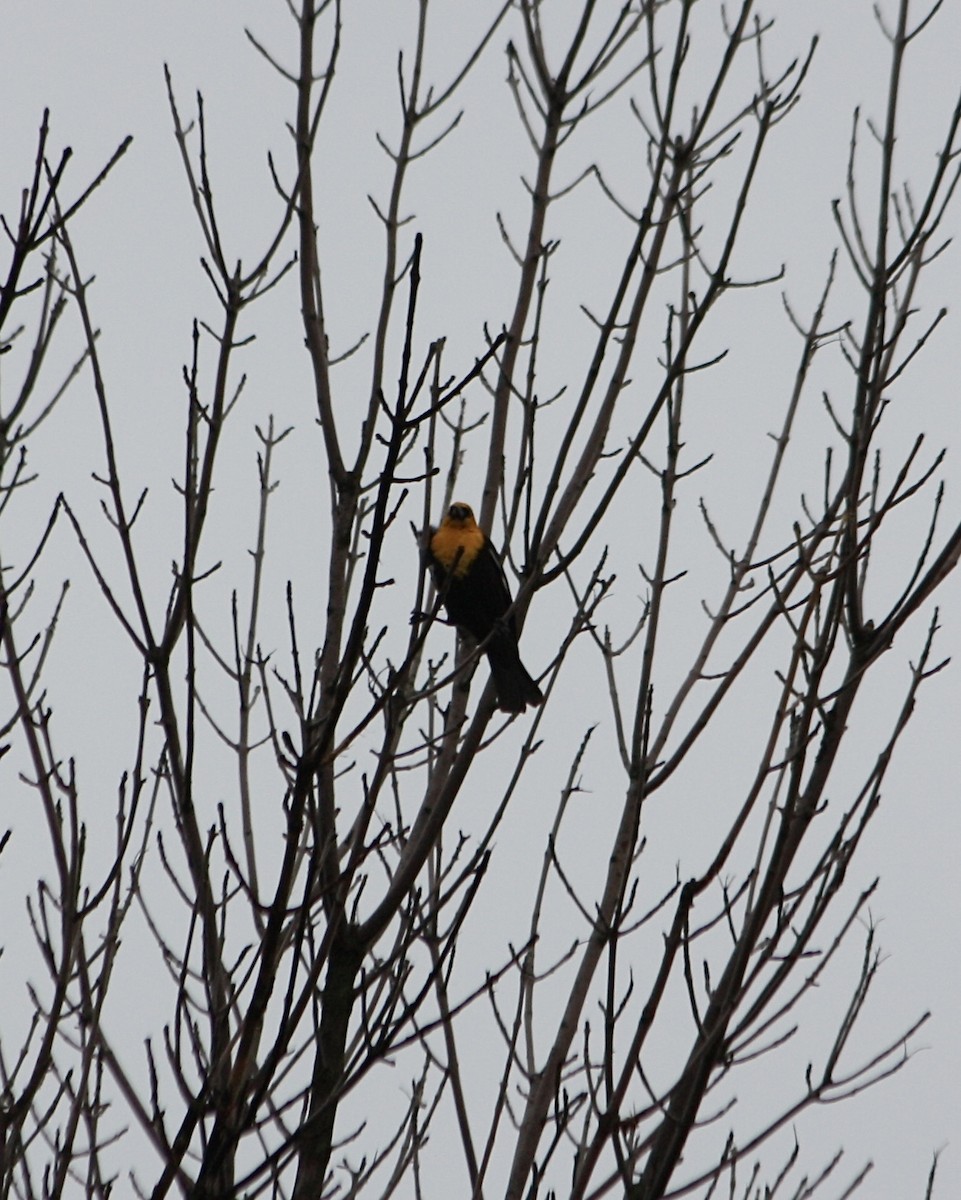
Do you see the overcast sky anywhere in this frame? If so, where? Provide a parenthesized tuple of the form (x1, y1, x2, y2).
(2, 3, 959, 1197)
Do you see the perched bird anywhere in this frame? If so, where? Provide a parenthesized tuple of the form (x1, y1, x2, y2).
(428, 501, 543, 714)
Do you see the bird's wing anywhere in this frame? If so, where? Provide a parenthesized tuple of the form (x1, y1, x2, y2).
(475, 537, 517, 629)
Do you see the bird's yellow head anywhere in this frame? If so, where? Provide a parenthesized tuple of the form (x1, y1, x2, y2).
(444, 502, 477, 528)
(431, 501, 484, 574)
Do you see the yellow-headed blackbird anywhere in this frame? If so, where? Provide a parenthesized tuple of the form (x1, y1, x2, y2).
(428, 501, 543, 714)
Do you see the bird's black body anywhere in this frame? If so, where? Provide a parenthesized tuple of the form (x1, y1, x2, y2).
(428, 502, 543, 714)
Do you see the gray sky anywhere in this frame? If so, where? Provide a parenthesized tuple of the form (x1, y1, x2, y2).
(1, 2, 959, 1196)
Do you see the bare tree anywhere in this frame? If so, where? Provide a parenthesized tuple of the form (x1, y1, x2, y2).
(1, 2, 958, 1198)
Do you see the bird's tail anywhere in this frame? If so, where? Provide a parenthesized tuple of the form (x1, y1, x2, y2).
(487, 639, 543, 714)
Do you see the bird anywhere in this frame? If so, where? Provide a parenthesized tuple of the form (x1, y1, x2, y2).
(428, 501, 543, 714)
